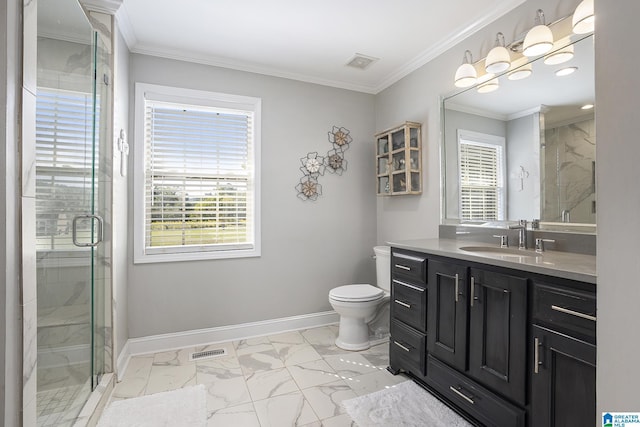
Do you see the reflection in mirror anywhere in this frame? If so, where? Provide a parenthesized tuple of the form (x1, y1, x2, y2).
(442, 33, 595, 228)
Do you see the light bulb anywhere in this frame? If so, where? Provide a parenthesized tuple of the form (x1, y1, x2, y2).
(573, 0, 594, 34)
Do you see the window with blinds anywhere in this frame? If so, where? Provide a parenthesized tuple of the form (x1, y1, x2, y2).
(35, 87, 97, 251)
(458, 132, 505, 221)
(134, 83, 261, 263)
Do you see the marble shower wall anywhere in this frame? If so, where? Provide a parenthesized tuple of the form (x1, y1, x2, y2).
(543, 117, 596, 224)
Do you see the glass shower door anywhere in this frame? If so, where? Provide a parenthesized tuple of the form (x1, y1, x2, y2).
(35, 0, 108, 424)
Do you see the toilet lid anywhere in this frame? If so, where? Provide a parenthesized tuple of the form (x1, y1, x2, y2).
(330, 284, 384, 302)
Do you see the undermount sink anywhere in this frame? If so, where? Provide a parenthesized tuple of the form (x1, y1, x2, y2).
(459, 246, 541, 258)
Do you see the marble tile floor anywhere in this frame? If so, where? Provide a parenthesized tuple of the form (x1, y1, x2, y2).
(106, 325, 410, 426)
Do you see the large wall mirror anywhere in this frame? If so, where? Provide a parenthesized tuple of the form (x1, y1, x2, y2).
(442, 33, 595, 231)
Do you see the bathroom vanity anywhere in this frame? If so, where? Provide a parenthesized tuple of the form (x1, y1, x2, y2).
(387, 239, 596, 427)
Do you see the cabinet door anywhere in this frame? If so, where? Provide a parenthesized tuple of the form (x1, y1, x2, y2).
(531, 325, 596, 427)
(468, 268, 527, 405)
(427, 260, 468, 371)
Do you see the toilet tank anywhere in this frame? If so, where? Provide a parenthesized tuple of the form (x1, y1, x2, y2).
(374, 246, 391, 292)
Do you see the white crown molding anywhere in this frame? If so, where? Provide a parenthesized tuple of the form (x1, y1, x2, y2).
(374, 0, 528, 93)
(446, 101, 508, 121)
(130, 43, 379, 94)
(508, 104, 548, 121)
(114, 2, 138, 49)
(80, 0, 122, 14)
(117, 311, 339, 375)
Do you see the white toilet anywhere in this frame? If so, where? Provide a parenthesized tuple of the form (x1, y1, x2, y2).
(329, 246, 391, 351)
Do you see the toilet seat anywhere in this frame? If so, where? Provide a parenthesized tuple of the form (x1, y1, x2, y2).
(329, 284, 384, 302)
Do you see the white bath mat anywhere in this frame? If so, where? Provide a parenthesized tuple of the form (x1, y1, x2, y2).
(342, 380, 472, 427)
(97, 385, 207, 427)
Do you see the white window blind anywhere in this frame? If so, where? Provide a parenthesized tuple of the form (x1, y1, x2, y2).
(135, 84, 261, 262)
(35, 88, 96, 251)
(458, 137, 505, 221)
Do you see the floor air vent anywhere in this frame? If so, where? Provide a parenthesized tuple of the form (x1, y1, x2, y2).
(189, 348, 227, 361)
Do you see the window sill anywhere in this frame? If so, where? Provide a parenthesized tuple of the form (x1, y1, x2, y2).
(133, 247, 261, 264)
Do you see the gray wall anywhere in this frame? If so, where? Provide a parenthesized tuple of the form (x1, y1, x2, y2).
(2, 0, 23, 424)
(595, 0, 640, 415)
(127, 55, 376, 338)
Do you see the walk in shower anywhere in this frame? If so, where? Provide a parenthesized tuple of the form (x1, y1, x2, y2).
(35, 0, 112, 425)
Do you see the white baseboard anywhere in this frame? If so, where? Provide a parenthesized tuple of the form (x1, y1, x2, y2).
(116, 311, 339, 380)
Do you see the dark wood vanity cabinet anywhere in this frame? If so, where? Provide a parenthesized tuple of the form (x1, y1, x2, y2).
(388, 247, 596, 427)
(530, 280, 596, 427)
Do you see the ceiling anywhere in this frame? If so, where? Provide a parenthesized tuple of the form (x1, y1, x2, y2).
(116, 0, 527, 94)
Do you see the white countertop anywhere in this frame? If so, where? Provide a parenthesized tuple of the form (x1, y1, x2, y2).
(386, 238, 596, 284)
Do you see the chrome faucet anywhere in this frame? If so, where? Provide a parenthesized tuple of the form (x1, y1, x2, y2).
(561, 209, 571, 223)
(493, 234, 509, 248)
(535, 238, 556, 253)
(509, 219, 528, 250)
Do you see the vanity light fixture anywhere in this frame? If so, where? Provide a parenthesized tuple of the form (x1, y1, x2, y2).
(544, 44, 574, 65)
(555, 66, 578, 76)
(523, 9, 554, 57)
(485, 32, 511, 74)
(572, 0, 594, 34)
(507, 64, 533, 81)
(454, 50, 477, 88)
(477, 78, 499, 93)
(581, 104, 594, 110)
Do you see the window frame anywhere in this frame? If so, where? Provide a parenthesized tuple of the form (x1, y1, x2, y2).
(133, 83, 261, 264)
(457, 129, 506, 221)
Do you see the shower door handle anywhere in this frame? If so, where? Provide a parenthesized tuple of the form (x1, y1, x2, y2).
(72, 214, 104, 247)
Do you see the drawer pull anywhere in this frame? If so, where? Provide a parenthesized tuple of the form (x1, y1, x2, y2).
(551, 305, 596, 322)
(534, 337, 541, 374)
(393, 341, 411, 352)
(395, 264, 411, 271)
(393, 280, 425, 292)
(394, 299, 411, 309)
(454, 273, 459, 303)
(449, 386, 475, 405)
(470, 277, 475, 307)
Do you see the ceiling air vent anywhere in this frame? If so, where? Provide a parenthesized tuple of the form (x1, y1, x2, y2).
(346, 53, 379, 70)
(189, 348, 227, 361)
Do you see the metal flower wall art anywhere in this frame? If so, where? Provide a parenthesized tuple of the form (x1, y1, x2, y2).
(296, 126, 352, 201)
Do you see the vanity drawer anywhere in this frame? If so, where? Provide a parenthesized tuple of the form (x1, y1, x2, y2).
(427, 355, 525, 427)
(390, 319, 426, 376)
(391, 279, 427, 332)
(533, 282, 596, 339)
(391, 249, 428, 285)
